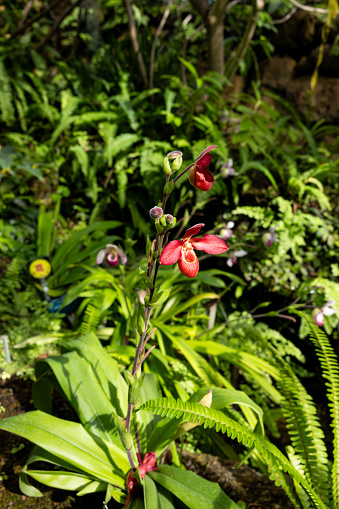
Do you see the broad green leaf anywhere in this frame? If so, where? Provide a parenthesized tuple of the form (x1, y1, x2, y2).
(144, 475, 161, 509)
(150, 465, 242, 509)
(65, 332, 128, 416)
(35, 351, 123, 446)
(0, 411, 129, 487)
(25, 470, 94, 491)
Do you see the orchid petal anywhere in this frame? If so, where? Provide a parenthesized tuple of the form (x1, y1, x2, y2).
(196, 153, 212, 170)
(183, 223, 205, 240)
(195, 145, 217, 164)
(323, 307, 335, 316)
(160, 240, 183, 265)
(115, 247, 127, 265)
(191, 234, 229, 254)
(96, 248, 108, 265)
(314, 310, 324, 326)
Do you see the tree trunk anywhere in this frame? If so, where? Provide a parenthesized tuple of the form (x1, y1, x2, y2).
(207, 17, 225, 73)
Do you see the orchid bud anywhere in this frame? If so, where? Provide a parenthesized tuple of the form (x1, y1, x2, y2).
(163, 157, 172, 175)
(167, 150, 183, 160)
(160, 214, 177, 229)
(150, 206, 163, 219)
(171, 154, 183, 172)
(165, 214, 177, 229)
(164, 151, 183, 175)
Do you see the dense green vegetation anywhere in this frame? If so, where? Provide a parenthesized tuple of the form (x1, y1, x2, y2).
(0, 1, 339, 508)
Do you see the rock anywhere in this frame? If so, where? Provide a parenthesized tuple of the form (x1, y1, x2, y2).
(285, 76, 339, 123)
(261, 56, 297, 91)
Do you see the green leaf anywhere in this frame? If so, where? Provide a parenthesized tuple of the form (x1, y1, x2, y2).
(35, 351, 123, 446)
(0, 411, 129, 487)
(139, 267, 154, 289)
(25, 470, 94, 491)
(144, 475, 161, 509)
(62, 333, 128, 417)
(150, 287, 172, 306)
(158, 293, 219, 322)
(150, 465, 242, 509)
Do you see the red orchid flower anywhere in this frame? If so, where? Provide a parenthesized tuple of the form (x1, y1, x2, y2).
(160, 223, 228, 278)
(189, 145, 217, 191)
(125, 452, 158, 507)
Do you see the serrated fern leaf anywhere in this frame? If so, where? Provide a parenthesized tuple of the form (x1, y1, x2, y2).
(0, 60, 15, 125)
(79, 300, 102, 335)
(279, 370, 330, 505)
(305, 318, 339, 508)
(140, 397, 327, 509)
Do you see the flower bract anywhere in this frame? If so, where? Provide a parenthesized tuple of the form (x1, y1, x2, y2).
(160, 223, 228, 278)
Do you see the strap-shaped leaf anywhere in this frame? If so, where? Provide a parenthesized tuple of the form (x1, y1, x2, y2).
(35, 351, 123, 447)
(144, 475, 161, 509)
(63, 332, 128, 417)
(149, 464, 241, 509)
(0, 411, 129, 488)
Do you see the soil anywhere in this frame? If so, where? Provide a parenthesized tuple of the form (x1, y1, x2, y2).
(0, 376, 295, 509)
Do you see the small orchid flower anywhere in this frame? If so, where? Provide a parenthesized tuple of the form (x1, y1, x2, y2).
(160, 223, 228, 278)
(220, 221, 235, 240)
(262, 227, 279, 247)
(188, 145, 217, 191)
(221, 159, 238, 178)
(226, 249, 247, 267)
(313, 300, 336, 326)
(96, 244, 127, 267)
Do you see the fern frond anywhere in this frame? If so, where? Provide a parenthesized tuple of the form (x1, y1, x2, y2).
(79, 300, 102, 335)
(0, 60, 15, 125)
(279, 370, 330, 505)
(252, 330, 330, 505)
(305, 318, 339, 508)
(140, 397, 327, 509)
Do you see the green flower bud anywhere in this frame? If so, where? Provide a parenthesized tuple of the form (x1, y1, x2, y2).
(163, 157, 172, 175)
(171, 154, 182, 172)
(165, 215, 177, 229)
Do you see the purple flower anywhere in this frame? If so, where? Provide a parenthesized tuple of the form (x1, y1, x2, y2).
(227, 249, 247, 267)
(221, 159, 238, 178)
(262, 227, 279, 247)
(220, 221, 234, 241)
(313, 300, 336, 326)
(96, 244, 127, 267)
